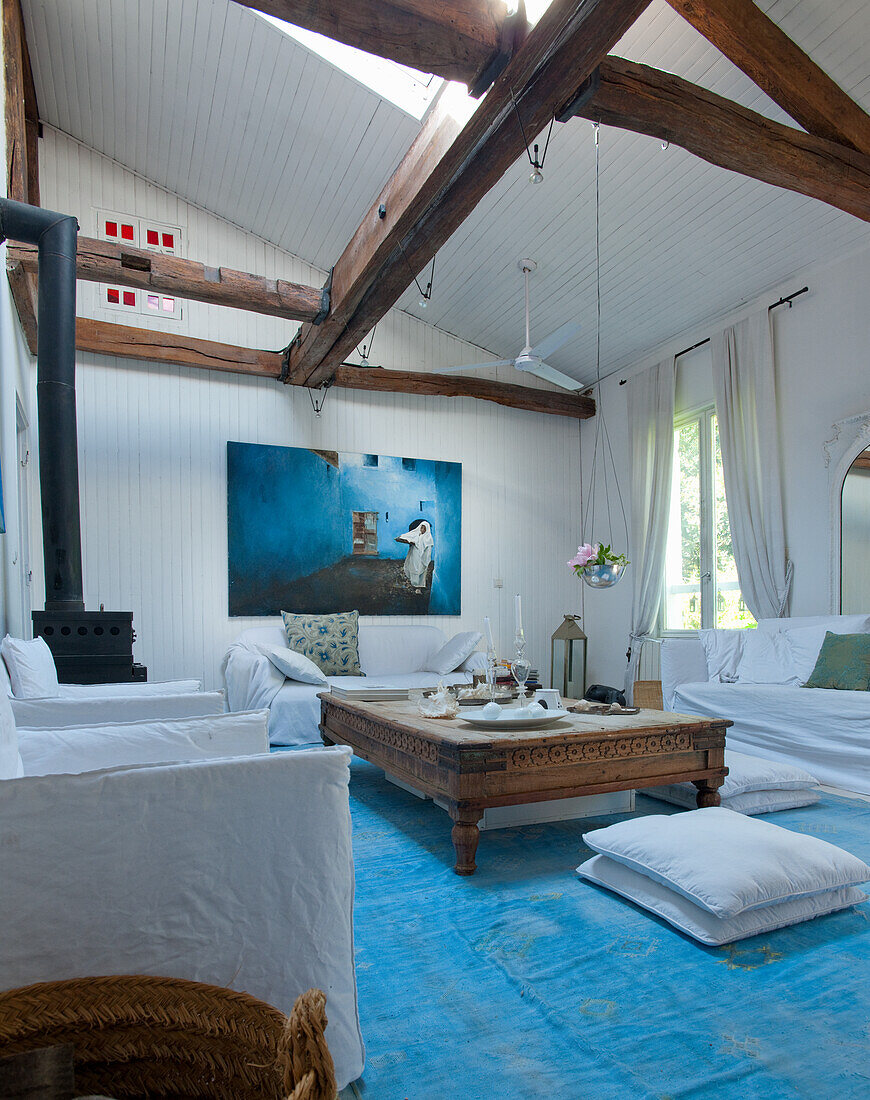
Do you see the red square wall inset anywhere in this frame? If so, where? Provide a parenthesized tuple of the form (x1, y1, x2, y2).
(107, 288, 119, 303)
(121, 224, 135, 241)
(122, 291, 136, 306)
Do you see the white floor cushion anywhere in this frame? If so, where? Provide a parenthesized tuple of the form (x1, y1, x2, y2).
(642, 785, 820, 815)
(582, 807, 870, 918)
(577, 854, 866, 945)
(641, 749, 820, 814)
(12, 691, 226, 730)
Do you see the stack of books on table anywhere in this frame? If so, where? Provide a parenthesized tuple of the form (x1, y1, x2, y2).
(494, 665, 543, 693)
(328, 685, 438, 703)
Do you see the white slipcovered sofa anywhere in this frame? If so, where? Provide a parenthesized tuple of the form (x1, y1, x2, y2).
(0, 700, 364, 1088)
(661, 614, 870, 795)
(224, 622, 487, 745)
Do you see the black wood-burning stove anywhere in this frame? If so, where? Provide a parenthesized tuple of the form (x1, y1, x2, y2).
(1, 197, 143, 685)
(32, 611, 144, 684)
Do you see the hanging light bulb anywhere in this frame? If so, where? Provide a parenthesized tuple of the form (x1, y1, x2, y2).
(529, 143, 544, 184)
(419, 294, 429, 309)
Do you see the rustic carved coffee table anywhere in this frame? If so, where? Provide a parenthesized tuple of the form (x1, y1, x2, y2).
(319, 695, 730, 876)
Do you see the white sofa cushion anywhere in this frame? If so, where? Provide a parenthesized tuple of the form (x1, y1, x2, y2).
(0, 747, 364, 1088)
(357, 624, 446, 675)
(697, 628, 747, 682)
(57, 679, 202, 697)
(758, 614, 870, 635)
(577, 854, 865, 945)
(12, 691, 226, 730)
(257, 644, 327, 685)
(735, 630, 798, 685)
(783, 624, 836, 684)
(0, 693, 22, 779)
(0, 656, 12, 698)
(660, 637, 708, 710)
(18, 710, 270, 777)
(582, 807, 870, 917)
(425, 632, 482, 676)
(1, 636, 59, 698)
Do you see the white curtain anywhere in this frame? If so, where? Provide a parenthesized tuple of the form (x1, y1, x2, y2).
(711, 309, 793, 620)
(624, 357, 676, 700)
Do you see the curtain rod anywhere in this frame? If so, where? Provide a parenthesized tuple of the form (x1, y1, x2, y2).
(618, 286, 809, 385)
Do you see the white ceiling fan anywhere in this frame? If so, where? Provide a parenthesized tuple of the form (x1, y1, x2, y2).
(436, 259, 582, 391)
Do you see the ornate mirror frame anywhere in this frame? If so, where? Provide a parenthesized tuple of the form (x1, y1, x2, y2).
(824, 412, 870, 613)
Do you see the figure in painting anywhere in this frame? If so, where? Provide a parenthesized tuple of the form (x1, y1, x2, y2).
(396, 519, 434, 590)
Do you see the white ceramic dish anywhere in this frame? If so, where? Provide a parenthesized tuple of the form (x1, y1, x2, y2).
(459, 708, 567, 730)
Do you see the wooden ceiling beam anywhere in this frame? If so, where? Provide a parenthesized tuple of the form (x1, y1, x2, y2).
(71, 316, 593, 417)
(8, 236, 326, 322)
(665, 0, 870, 155)
(6, 258, 38, 354)
(576, 58, 870, 222)
(233, 0, 526, 91)
(285, 0, 651, 388)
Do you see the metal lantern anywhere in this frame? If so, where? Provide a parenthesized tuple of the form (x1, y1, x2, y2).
(550, 614, 587, 702)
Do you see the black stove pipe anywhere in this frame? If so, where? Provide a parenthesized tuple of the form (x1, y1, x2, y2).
(0, 198, 83, 611)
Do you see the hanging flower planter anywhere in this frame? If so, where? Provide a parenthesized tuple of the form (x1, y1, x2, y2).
(569, 543, 629, 590)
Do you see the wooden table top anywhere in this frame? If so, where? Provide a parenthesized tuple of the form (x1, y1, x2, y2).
(319, 695, 729, 751)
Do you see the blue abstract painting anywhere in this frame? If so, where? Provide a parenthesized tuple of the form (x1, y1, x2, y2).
(227, 442, 461, 616)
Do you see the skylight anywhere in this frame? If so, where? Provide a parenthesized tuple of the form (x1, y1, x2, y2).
(256, 15, 443, 120)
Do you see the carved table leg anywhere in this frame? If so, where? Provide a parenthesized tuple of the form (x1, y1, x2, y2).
(693, 778, 722, 808)
(450, 811, 483, 876)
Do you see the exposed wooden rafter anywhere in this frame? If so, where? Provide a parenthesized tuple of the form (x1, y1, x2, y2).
(577, 58, 870, 223)
(6, 258, 37, 353)
(3, 0, 38, 204)
(232, 0, 527, 92)
(665, 0, 870, 155)
(8, 236, 326, 322)
(72, 316, 594, 418)
(285, 0, 651, 388)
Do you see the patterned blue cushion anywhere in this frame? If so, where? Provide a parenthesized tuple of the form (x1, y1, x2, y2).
(281, 610, 363, 677)
(804, 631, 870, 691)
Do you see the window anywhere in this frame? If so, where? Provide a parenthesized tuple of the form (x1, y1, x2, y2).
(664, 406, 754, 631)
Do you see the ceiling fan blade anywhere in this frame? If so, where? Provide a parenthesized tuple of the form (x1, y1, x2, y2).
(530, 320, 582, 361)
(434, 360, 515, 374)
(527, 360, 582, 391)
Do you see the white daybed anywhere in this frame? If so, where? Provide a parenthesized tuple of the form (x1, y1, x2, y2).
(224, 622, 486, 745)
(0, 701, 364, 1089)
(661, 614, 870, 795)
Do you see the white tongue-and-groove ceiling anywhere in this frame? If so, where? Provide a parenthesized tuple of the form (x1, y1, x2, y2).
(23, 0, 870, 385)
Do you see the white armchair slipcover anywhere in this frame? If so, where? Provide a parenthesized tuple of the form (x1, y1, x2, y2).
(0, 744, 364, 1088)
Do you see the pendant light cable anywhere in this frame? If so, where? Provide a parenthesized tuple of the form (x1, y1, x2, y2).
(582, 124, 629, 551)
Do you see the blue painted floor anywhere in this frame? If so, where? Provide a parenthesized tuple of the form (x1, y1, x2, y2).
(345, 760, 870, 1099)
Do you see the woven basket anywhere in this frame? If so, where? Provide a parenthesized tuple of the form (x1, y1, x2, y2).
(633, 680, 664, 710)
(0, 975, 337, 1100)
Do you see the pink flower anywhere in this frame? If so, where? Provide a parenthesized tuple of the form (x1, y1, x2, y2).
(568, 542, 599, 569)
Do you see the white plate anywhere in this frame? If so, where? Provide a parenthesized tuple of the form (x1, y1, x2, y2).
(459, 707, 568, 730)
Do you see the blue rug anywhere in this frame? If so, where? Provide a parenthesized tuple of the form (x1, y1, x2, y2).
(346, 760, 870, 1099)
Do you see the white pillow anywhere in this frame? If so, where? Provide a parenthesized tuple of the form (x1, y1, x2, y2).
(641, 749, 819, 807)
(734, 630, 798, 685)
(0, 656, 12, 698)
(257, 644, 327, 685)
(582, 807, 870, 918)
(641, 785, 820, 815)
(782, 625, 832, 684)
(0, 693, 22, 779)
(0, 636, 59, 699)
(697, 629, 747, 682)
(18, 710, 270, 777)
(424, 631, 483, 676)
(577, 854, 866, 946)
(758, 614, 870, 635)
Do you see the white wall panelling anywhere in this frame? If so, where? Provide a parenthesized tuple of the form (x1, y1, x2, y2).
(33, 132, 582, 688)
